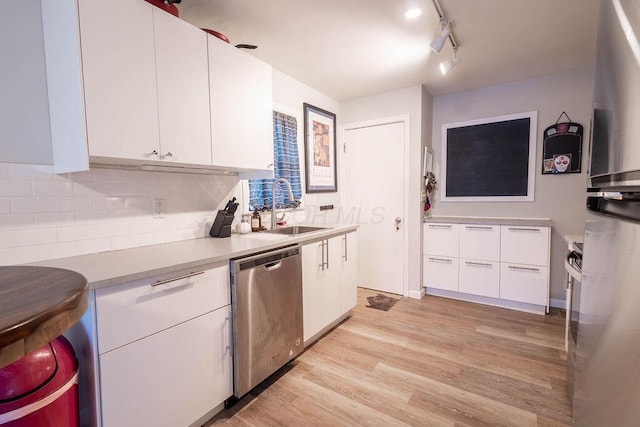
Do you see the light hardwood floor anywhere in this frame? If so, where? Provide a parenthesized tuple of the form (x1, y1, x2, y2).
(206, 288, 571, 426)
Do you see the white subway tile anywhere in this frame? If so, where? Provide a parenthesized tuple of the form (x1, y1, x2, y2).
(35, 212, 75, 228)
(10, 164, 54, 181)
(163, 183, 188, 196)
(75, 210, 110, 224)
(108, 182, 138, 196)
(55, 197, 92, 212)
(92, 197, 125, 210)
(0, 231, 13, 249)
(73, 182, 109, 197)
(111, 234, 141, 251)
(68, 170, 93, 183)
(0, 181, 32, 197)
(76, 237, 112, 255)
(91, 168, 126, 182)
(139, 231, 166, 246)
(93, 222, 129, 238)
(137, 183, 164, 196)
(0, 199, 9, 214)
(122, 221, 153, 235)
(13, 228, 57, 247)
(57, 225, 94, 242)
(12, 198, 55, 214)
(0, 214, 36, 230)
(109, 209, 145, 219)
(0, 164, 9, 179)
(123, 197, 151, 212)
(33, 181, 74, 197)
(0, 246, 38, 265)
(36, 241, 79, 261)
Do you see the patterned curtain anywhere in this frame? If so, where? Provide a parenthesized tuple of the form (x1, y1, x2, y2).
(248, 111, 302, 210)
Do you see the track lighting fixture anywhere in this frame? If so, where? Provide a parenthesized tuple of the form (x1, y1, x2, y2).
(439, 48, 461, 75)
(405, 0, 423, 19)
(429, 18, 450, 53)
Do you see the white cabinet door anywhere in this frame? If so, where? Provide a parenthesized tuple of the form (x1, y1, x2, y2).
(153, 9, 211, 165)
(459, 224, 500, 261)
(423, 255, 459, 292)
(500, 263, 549, 305)
(208, 35, 273, 171)
(302, 242, 326, 341)
(339, 233, 358, 315)
(501, 226, 550, 266)
(99, 306, 232, 427)
(459, 259, 500, 298)
(78, 0, 160, 161)
(323, 237, 343, 325)
(424, 223, 459, 257)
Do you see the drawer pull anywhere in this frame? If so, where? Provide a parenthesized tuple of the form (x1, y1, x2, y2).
(428, 257, 453, 263)
(428, 224, 452, 229)
(465, 261, 492, 267)
(508, 265, 540, 272)
(508, 227, 540, 232)
(465, 226, 493, 231)
(151, 271, 205, 287)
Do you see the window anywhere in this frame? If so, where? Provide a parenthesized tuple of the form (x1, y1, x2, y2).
(248, 111, 302, 210)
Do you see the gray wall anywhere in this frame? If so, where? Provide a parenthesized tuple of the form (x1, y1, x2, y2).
(430, 66, 594, 304)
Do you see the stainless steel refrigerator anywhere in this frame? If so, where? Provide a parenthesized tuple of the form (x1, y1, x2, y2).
(571, 0, 640, 424)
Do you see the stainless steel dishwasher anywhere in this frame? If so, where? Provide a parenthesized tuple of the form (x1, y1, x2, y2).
(230, 244, 303, 398)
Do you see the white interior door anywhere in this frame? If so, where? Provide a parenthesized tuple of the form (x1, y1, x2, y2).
(343, 121, 405, 295)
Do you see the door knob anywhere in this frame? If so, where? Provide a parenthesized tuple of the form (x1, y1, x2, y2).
(395, 217, 402, 230)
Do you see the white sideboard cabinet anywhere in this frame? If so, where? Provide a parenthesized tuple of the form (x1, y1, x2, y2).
(423, 219, 552, 314)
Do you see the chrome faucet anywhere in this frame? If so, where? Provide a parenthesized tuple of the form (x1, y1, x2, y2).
(271, 178, 296, 230)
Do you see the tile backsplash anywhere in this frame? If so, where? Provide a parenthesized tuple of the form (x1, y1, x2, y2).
(0, 163, 238, 265)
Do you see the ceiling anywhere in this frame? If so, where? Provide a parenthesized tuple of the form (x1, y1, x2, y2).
(177, 0, 601, 102)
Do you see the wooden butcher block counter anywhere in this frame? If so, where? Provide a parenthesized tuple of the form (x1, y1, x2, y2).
(0, 266, 88, 369)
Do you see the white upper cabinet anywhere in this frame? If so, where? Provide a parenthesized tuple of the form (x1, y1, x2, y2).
(153, 9, 212, 165)
(208, 35, 274, 173)
(78, 0, 160, 162)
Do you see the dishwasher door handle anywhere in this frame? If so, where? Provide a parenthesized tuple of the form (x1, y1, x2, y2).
(264, 261, 283, 271)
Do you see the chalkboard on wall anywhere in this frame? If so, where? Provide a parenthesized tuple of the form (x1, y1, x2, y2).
(441, 111, 537, 202)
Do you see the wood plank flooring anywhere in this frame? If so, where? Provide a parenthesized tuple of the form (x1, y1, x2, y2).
(205, 288, 571, 426)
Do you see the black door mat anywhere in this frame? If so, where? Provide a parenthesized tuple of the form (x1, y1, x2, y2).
(366, 293, 399, 311)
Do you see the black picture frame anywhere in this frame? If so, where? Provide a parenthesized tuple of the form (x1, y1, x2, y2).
(303, 103, 337, 193)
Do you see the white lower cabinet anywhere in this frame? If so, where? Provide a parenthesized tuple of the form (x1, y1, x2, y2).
(302, 232, 358, 343)
(95, 264, 232, 426)
(99, 307, 231, 427)
(423, 221, 551, 314)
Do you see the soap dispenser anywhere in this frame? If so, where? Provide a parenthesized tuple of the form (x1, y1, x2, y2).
(251, 211, 262, 232)
(236, 215, 251, 234)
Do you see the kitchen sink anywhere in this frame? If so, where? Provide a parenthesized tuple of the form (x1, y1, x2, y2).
(266, 225, 327, 236)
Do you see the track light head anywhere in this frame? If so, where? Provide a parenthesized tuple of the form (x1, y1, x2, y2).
(429, 18, 451, 53)
(405, 0, 423, 19)
(440, 49, 461, 74)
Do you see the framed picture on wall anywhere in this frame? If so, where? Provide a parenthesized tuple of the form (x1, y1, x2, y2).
(441, 111, 538, 202)
(303, 103, 337, 192)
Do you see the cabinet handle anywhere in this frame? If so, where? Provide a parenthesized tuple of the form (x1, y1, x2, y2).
(267, 163, 274, 169)
(149, 150, 159, 156)
(162, 152, 174, 159)
(342, 235, 348, 261)
(508, 265, 541, 272)
(151, 271, 204, 287)
(465, 226, 493, 231)
(318, 241, 327, 271)
(465, 261, 493, 267)
(428, 257, 453, 263)
(508, 227, 540, 232)
(325, 239, 330, 269)
(428, 224, 452, 229)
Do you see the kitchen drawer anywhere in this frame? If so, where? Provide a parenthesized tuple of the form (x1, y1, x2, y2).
(424, 223, 459, 257)
(500, 263, 549, 305)
(96, 263, 230, 354)
(423, 255, 458, 292)
(459, 224, 500, 261)
(99, 306, 232, 426)
(500, 225, 550, 266)
(459, 259, 499, 298)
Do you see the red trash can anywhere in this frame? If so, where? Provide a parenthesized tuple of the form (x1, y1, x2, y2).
(0, 336, 79, 427)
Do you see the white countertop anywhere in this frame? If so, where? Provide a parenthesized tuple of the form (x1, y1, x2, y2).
(27, 224, 358, 290)
(424, 216, 553, 227)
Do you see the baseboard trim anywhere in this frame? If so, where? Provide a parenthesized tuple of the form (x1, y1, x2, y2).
(408, 288, 425, 299)
(549, 298, 566, 309)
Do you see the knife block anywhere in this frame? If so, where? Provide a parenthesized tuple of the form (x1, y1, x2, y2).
(209, 210, 234, 238)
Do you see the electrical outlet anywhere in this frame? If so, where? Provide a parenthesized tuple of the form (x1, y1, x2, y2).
(152, 198, 166, 218)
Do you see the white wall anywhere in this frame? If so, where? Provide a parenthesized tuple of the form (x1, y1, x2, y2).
(431, 66, 594, 303)
(341, 85, 433, 298)
(0, 163, 237, 265)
